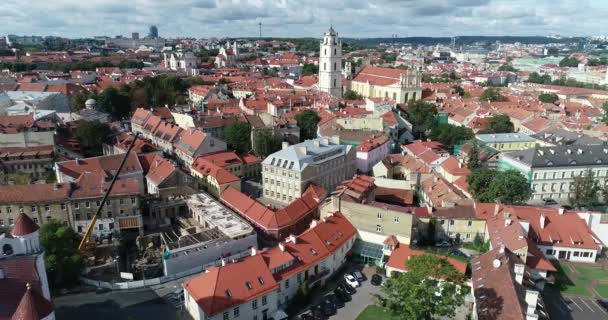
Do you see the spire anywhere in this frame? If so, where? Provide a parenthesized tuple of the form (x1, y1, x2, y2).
(11, 213, 39, 237)
(11, 283, 54, 320)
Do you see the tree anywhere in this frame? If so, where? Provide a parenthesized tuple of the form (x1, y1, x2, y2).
(429, 124, 474, 152)
(467, 141, 482, 170)
(71, 92, 89, 112)
(497, 64, 518, 72)
(40, 220, 85, 290)
(559, 57, 580, 67)
(483, 114, 514, 134)
(74, 121, 112, 157)
(295, 110, 320, 142)
(406, 100, 438, 138)
(343, 90, 363, 100)
(378, 254, 469, 320)
(96, 87, 131, 119)
(570, 169, 600, 209)
(301, 63, 318, 76)
(254, 129, 283, 158)
(480, 87, 507, 102)
(538, 93, 559, 104)
(426, 217, 437, 246)
(601, 101, 608, 124)
(467, 169, 531, 204)
(224, 122, 251, 154)
(452, 85, 465, 97)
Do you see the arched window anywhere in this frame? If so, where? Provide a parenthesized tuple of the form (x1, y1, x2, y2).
(334, 79, 337, 87)
(324, 62, 326, 71)
(334, 63, 337, 71)
(393, 92, 397, 101)
(324, 48, 327, 56)
(2, 244, 13, 256)
(334, 48, 337, 55)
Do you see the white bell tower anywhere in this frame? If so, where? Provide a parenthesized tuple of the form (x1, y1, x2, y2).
(318, 26, 343, 97)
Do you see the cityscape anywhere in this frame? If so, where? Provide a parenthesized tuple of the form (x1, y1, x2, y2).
(2, 1, 608, 320)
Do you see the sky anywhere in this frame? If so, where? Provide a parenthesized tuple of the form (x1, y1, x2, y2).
(1, 0, 607, 39)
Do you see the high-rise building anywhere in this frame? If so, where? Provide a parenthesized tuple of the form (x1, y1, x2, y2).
(318, 26, 343, 97)
(149, 25, 159, 39)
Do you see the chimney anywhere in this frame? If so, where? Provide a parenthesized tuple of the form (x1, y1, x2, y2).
(540, 214, 546, 229)
(288, 234, 297, 244)
(53, 183, 60, 191)
(282, 141, 289, 150)
(221, 259, 227, 266)
(499, 243, 505, 254)
(298, 146, 307, 155)
(310, 220, 318, 229)
(514, 263, 525, 284)
(251, 247, 257, 256)
(494, 203, 500, 217)
(278, 242, 285, 252)
(558, 207, 565, 215)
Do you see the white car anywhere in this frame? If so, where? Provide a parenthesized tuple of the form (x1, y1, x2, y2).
(344, 274, 359, 288)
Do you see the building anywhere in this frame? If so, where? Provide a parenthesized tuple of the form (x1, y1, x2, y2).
(191, 157, 241, 198)
(499, 145, 608, 201)
(349, 66, 422, 103)
(317, 27, 342, 97)
(475, 133, 537, 152)
(533, 128, 604, 147)
(0, 91, 71, 117)
(0, 213, 55, 320)
(198, 151, 262, 179)
(161, 192, 257, 275)
(183, 211, 357, 320)
(139, 154, 195, 196)
(385, 241, 467, 278)
(355, 134, 390, 173)
(471, 247, 548, 320)
(262, 137, 355, 205)
(164, 50, 198, 74)
(221, 184, 326, 240)
(174, 128, 227, 168)
(372, 153, 431, 180)
(432, 204, 487, 243)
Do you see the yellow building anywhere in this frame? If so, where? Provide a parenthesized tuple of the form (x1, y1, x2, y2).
(476, 133, 537, 152)
(349, 66, 422, 103)
(432, 205, 487, 243)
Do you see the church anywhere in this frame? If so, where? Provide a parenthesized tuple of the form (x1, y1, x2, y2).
(316, 26, 422, 103)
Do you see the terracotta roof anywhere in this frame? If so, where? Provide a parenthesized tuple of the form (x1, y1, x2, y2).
(386, 244, 467, 275)
(199, 151, 244, 168)
(440, 156, 471, 177)
(192, 157, 240, 185)
(0, 256, 44, 320)
(10, 284, 54, 320)
(10, 213, 40, 237)
(70, 172, 140, 199)
(383, 235, 399, 246)
(374, 187, 415, 206)
(56, 152, 142, 180)
(0, 184, 70, 204)
(356, 134, 390, 152)
(380, 154, 430, 173)
(352, 66, 408, 86)
(174, 129, 206, 156)
(141, 155, 177, 186)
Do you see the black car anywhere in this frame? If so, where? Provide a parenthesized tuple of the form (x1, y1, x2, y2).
(320, 300, 336, 316)
(311, 305, 326, 320)
(334, 287, 352, 302)
(300, 313, 315, 320)
(598, 299, 608, 312)
(450, 249, 468, 258)
(371, 273, 383, 286)
(326, 294, 345, 308)
(340, 282, 356, 295)
(542, 198, 557, 205)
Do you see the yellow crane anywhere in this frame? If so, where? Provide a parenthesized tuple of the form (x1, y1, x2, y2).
(78, 132, 140, 251)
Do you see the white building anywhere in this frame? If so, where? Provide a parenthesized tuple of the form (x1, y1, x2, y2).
(164, 50, 197, 74)
(317, 27, 343, 97)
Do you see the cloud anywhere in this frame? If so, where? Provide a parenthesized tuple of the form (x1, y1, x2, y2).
(0, 0, 606, 37)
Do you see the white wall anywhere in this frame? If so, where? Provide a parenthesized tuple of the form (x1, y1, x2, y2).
(538, 245, 598, 263)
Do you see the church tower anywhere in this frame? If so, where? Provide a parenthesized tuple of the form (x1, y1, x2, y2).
(318, 26, 343, 97)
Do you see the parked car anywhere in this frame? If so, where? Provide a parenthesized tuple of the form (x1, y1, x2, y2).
(543, 198, 557, 205)
(320, 300, 336, 316)
(598, 299, 608, 312)
(450, 249, 468, 258)
(310, 306, 326, 320)
(300, 313, 315, 320)
(339, 282, 356, 295)
(352, 270, 365, 282)
(344, 274, 359, 288)
(371, 273, 383, 286)
(326, 294, 344, 308)
(435, 240, 451, 248)
(334, 287, 352, 302)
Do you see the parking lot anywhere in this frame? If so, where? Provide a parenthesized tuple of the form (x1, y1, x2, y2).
(544, 287, 608, 320)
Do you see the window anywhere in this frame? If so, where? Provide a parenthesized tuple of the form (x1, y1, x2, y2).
(573, 251, 580, 257)
(285, 279, 290, 288)
(85, 201, 90, 208)
(74, 202, 79, 209)
(7, 207, 11, 213)
(394, 216, 399, 223)
(223, 312, 229, 320)
(440, 219, 445, 225)
(233, 307, 240, 318)
(450, 220, 454, 225)
(30, 205, 36, 212)
(334, 48, 336, 55)
(0, 220, 3, 225)
(334, 62, 337, 71)
(376, 224, 382, 232)
(252, 299, 258, 310)
(262, 295, 267, 306)
(246, 281, 252, 290)
(377, 212, 382, 219)
(120, 198, 124, 205)
(9, 219, 14, 225)
(468, 221, 473, 227)
(131, 197, 136, 204)
(61, 203, 66, 210)
(324, 62, 326, 71)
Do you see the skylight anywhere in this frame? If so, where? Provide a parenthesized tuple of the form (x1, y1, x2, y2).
(258, 277, 264, 285)
(225, 289, 232, 298)
(246, 281, 253, 290)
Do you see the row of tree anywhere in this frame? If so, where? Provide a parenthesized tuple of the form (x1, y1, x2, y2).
(0, 60, 143, 73)
(527, 72, 608, 90)
(466, 169, 531, 204)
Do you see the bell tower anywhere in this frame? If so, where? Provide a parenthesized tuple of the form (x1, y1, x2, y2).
(318, 26, 343, 97)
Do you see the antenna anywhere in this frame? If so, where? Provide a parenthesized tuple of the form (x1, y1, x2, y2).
(258, 22, 262, 39)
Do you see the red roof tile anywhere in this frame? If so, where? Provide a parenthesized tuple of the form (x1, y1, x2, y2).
(10, 213, 39, 237)
(386, 244, 467, 275)
(11, 284, 54, 320)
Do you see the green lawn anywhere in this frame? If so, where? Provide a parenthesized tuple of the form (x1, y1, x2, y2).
(356, 305, 395, 320)
(576, 266, 608, 279)
(596, 284, 608, 298)
(552, 264, 593, 297)
(563, 284, 592, 296)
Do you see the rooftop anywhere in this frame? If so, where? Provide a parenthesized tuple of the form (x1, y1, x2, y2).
(262, 137, 352, 172)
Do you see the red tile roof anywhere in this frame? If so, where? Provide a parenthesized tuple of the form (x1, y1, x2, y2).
(174, 128, 206, 156)
(356, 134, 389, 152)
(140, 155, 177, 186)
(0, 183, 70, 204)
(0, 256, 44, 320)
(10, 284, 54, 320)
(386, 244, 467, 275)
(56, 152, 142, 180)
(70, 172, 140, 199)
(353, 66, 407, 86)
(10, 213, 39, 237)
(440, 156, 471, 177)
(192, 157, 240, 185)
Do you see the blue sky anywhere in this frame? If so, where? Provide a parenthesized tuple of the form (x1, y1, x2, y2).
(1, 0, 606, 38)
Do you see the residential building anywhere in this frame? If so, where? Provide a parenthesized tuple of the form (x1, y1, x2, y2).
(432, 205, 487, 243)
(0, 145, 55, 180)
(385, 241, 467, 278)
(139, 154, 195, 196)
(372, 153, 431, 179)
(221, 184, 326, 241)
(317, 27, 342, 97)
(349, 66, 422, 103)
(183, 211, 357, 320)
(499, 145, 608, 201)
(199, 151, 262, 179)
(419, 175, 470, 208)
(475, 133, 537, 152)
(356, 134, 390, 173)
(471, 246, 548, 320)
(191, 157, 242, 198)
(174, 128, 227, 168)
(262, 137, 355, 205)
(533, 128, 604, 147)
(401, 140, 449, 170)
(0, 213, 55, 320)
(438, 156, 471, 183)
(161, 192, 257, 275)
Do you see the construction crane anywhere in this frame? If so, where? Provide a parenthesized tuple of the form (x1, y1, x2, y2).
(78, 132, 140, 252)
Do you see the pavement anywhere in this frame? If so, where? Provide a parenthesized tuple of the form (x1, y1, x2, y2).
(544, 285, 608, 320)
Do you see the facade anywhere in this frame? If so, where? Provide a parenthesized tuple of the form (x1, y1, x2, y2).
(262, 137, 355, 205)
(198, 151, 262, 179)
(183, 212, 357, 320)
(191, 157, 242, 198)
(0, 213, 55, 320)
(433, 205, 487, 243)
(350, 66, 422, 103)
(355, 134, 390, 173)
(164, 50, 197, 74)
(499, 145, 608, 201)
(317, 27, 343, 97)
(476, 133, 537, 152)
(0, 145, 55, 180)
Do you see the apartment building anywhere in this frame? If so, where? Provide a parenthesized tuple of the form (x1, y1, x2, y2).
(349, 66, 422, 103)
(475, 133, 537, 152)
(191, 157, 241, 198)
(499, 145, 608, 201)
(183, 212, 357, 320)
(432, 205, 487, 243)
(262, 137, 355, 205)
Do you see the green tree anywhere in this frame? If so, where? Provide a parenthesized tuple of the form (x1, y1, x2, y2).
(467, 169, 531, 204)
(452, 85, 466, 97)
(406, 100, 438, 138)
(426, 217, 437, 246)
(497, 64, 518, 72)
(483, 114, 514, 133)
(224, 122, 252, 154)
(294, 110, 321, 141)
(480, 87, 507, 102)
(71, 92, 89, 112)
(378, 254, 469, 320)
(254, 129, 283, 158)
(74, 121, 112, 157)
(538, 93, 559, 103)
(429, 124, 474, 152)
(570, 169, 600, 209)
(559, 57, 580, 67)
(467, 141, 482, 170)
(96, 87, 131, 119)
(301, 63, 318, 76)
(343, 90, 363, 100)
(601, 101, 608, 124)
(466, 169, 496, 202)
(40, 220, 85, 290)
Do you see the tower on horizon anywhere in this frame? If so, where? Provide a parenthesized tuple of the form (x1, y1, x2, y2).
(149, 25, 159, 39)
(318, 26, 343, 97)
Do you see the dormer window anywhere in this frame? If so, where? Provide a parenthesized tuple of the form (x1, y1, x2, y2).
(246, 281, 252, 290)
(225, 289, 232, 298)
(258, 277, 264, 285)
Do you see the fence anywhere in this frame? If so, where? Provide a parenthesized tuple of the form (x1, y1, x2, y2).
(80, 265, 204, 290)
